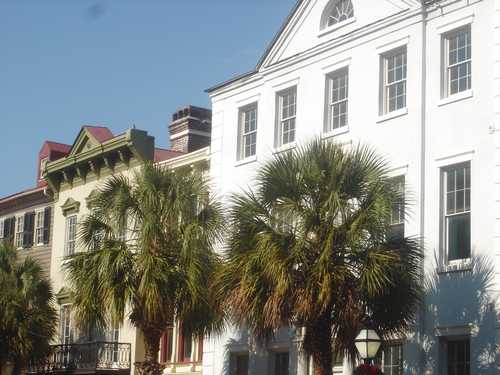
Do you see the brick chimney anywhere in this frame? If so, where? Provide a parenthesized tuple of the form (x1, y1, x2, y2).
(169, 106, 212, 153)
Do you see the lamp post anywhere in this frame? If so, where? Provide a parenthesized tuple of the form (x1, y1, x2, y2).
(354, 318, 382, 365)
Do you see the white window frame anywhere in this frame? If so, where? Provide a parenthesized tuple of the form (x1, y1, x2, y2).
(379, 342, 403, 375)
(388, 176, 405, 240)
(35, 210, 45, 245)
(325, 67, 349, 134)
(60, 304, 74, 345)
(275, 87, 297, 148)
(442, 163, 471, 264)
(15, 215, 24, 249)
(0, 218, 4, 239)
(442, 25, 471, 98)
(381, 47, 407, 114)
(237, 103, 258, 161)
(326, 0, 354, 28)
(65, 215, 77, 256)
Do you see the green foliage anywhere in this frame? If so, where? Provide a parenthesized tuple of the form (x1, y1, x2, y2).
(0, 242, 57, 373)
(217, 139, 423, 373)
(64, 162, 225, 367)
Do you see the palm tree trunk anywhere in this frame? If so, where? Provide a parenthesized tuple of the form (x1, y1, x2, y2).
(309, 313, 333, 375)
(135, 328, 164, 375)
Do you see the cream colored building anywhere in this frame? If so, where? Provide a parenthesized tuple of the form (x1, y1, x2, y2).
(20, 106, 212, 375)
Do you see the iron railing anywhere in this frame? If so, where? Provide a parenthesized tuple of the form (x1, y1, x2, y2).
(26, 342, 131, 374)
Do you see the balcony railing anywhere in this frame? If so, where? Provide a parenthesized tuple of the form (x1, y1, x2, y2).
(26, 342, 131, 374)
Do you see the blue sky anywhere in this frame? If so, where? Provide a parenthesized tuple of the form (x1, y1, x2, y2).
(0, 0, 296, 197)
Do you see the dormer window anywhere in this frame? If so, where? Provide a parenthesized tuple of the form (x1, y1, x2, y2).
(321, 0, 354, 31)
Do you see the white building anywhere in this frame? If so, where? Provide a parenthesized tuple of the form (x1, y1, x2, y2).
(204, 0, 499, 374)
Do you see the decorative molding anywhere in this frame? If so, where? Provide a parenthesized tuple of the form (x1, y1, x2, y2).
(436, 14, 474, 34)
(61, 197, 80, 216)
(85, 190, 99, 209)
(376, 36, 410, 54)
(435, 323, 477, 337)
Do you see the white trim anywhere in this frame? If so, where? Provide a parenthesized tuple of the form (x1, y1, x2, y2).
(434, 150, 474, 167)
(161, 147, 211, 169)
(235, 93, 261, 107)
(435, 324, 476, 337)
(272, 77, 300, 92)
(234, 155, 257, 167)
(377, 107, 408, 123)
(376, 36, 410, 54)
(318, 17, 357, 38)
(273, 142, 297, 155)
(321, 57, 351, 73)
(437, 89, 473, 107)
(386, 164, 409, 178)
(169, 129, 211, 140)
(322, 126, 350, 139)
(436, 14, 474, 34)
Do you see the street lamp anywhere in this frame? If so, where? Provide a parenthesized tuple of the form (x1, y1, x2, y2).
(354, 318, 382, 364)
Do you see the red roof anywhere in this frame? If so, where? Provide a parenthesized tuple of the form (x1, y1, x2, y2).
(0, 186, 45, 204)
(83, 126, 114, 143)
(44, 141, 71, 154)
(154, 148, 184, 162)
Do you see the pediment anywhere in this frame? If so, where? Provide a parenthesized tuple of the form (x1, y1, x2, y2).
(61, 197, 81, 215)
(70, 129, 99, 156)
(258, 0, 420, 70)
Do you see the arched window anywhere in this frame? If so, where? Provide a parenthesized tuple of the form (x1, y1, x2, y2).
(322, 0, 354, 29)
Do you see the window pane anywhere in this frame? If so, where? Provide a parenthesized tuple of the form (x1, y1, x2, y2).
(275, 352, 289, 375)
(447, 213, 471, 260)
(447, 340, 470, 375)
(235, 354, 249, 375)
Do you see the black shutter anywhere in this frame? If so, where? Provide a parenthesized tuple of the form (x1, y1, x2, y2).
(4, 217, 15, 242)
(43, 207, 51, 244)
(23, 212, 35, 248)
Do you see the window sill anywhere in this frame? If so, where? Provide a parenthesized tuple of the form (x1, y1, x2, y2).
(437, 89, 473, 107)
(437, 259, 472, 274)
(273, 142, 297, 154)
(322, 126, 349, 139)
(235, 155, 257, 167)
(318, 17, 356, 38)
(376, 108, 408, 124)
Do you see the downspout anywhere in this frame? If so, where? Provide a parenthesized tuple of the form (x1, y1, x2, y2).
(419, 2, 428, 375)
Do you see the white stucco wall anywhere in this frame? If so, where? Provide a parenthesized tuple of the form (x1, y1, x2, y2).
(206, 0, 499, 374)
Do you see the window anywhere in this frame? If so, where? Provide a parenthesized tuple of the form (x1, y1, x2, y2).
(231, 353, 249, 375)
(180, 328, 193, 362)
(274, 352, 289, 375)
(15, 216, 24, 248)
(60, 304, 74, 345)
(65, 215, 77, 256)
(22, 212, 35, 248)
(443, 163, 471, 261)
(388, 176, 405, 240)
(161, 326, 174, 363)
(35, 211, 45, 245)
(447, 339, 470, 375)
(333, 350, 343, 368)
(0, 219, 3, 239)
(327, 0, 354, 27)
(378, 343, 403, 375)
(382, 47, 407, 114)
(2, 217, 15, 242)
(443, 26, 471, 96)
(326, 68, 349, 133)
(276, 87, 297, 147)
(238, 104, 258, 160)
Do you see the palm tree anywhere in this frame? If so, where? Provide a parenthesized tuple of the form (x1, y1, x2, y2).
(0, 242, 57, 375)
(64, 162, 224, 375)
(217, 139, 423, 375)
